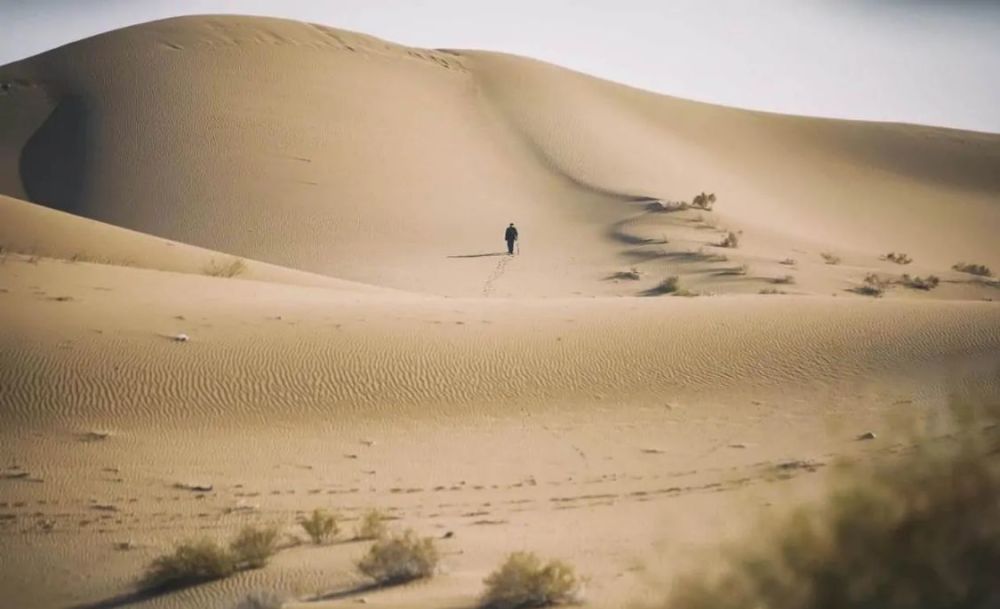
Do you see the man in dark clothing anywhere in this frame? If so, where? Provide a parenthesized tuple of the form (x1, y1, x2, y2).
(504, 223, 518, 255)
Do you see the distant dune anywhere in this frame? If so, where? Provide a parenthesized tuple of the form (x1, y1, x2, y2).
(1, 15, 997, 296)
(1, 15, 999, 609)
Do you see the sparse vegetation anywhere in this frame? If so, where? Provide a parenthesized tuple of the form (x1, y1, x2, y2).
(759, 288, 786, 295)
(357, 529, 439, 585)
(141, 537, 236, 591)
(481, 552, 582, 609)
(300, 509, 339, 545)
(900, 274, 940, 291)
(204, 257, 247, 278)
(779, 258, 796, 266)
(821, 252, 841, 265)
(952, 262, 993, 277)
(717, 231, 740, 248)
(609, 269, 642, 281)
(233, 591, 286, 609)
(355, 508, 390, 541)
(691, 192, 717, 211)
(653, 404, 1000, 609)
(648, 276, 680, 295)
(854, 273, 889, 297)
(883, 252, 913, 265)
(717, 264, 748, 276)
(230, 525, 280, 569)
(772, 274, 796, 285)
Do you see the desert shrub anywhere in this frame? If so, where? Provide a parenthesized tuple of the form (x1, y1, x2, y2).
(649, 276, 680, 295)
(901, 274, 940, 291)
(691, 192, 716, 211)
(952, 262, 993, 277)
(772, 274, 796, 285)
(141, 538, 236, 590)
(233, 591, 286, 609)
(779, 258, 796, 266)
(357, 529, 439, 585)
(204, 257, 247, 278)
(609, 269, 642, 281)
(230, 525, 280, 569)
(652, 406, 1000, 609)
(717, 232, 740, 248)
(854, 273, 889, 297)
(883, 252, 913, 265)
(820, 252, 841, 265)
(481, 552, 582, 609)
(759, 288, 786, 295)
(300, 509, 338, 545)
(647, 200, 689, 213)
(356, 508, 390, 540)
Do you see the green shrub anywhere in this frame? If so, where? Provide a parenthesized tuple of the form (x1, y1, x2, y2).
(300, 509, 338, 544)
(230, 525, 279, 569)
(141, 538, 236, 590)
(481, 552, 582, 609)
(357, 529, 439, 585)
(652, 407, 1000, 609)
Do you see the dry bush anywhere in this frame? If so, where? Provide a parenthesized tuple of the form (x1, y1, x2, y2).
(691, 192, 716, 211)
(820, 252, 841, 265)
(481, 552, 582, 609)
(141, 537, 236, 591)
(883, 252, 913, 265)
(357, 529, 439, 585)
(953, 262, 993, 277)
(779, 258, 797, 266)
(233, 591, 286, 609)
(300, 509, 339, 545)
(647, 200, 689, 213)
(759, 288, 786, 295)
(854, 273, 889, 297)
(901, 274, 940, 291)
(717, 232, 740, 248)
(651, 404, 1000, 609)
(609, 269, 642, 281)
(230, 525, 280, 569)
(772, 275, 796, 285)
(355, 508, 390, 541)
(204, 257, 247, 278)
(647, 276, 680, 295)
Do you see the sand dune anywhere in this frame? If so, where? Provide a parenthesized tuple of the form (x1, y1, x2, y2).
(1, 13, 999, 609)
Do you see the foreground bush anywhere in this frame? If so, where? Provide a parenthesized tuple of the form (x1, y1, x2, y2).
(481, 552, 582, 609)
(231, 525, 280, 568)
(901, 274, 940, 291)
(300, 509, 339, 544)
(648, 276, 680, 295)
(357, 529, 439, 585)
(141, 538, 236, 590)
(653, 406, 1000, 609)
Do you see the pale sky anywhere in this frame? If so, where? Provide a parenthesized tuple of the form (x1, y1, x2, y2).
(2, 0, 999, 133)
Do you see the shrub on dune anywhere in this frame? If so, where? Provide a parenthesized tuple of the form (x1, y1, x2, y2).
(481, 552, 582, 609)
(901, 274, 940, 291)
(883, 252, 913, 265)
(141, 538, 236, 591)
(717, 231, 740, 248)
(820, 252, 841, 265)
(648, 275, 680, 295)
(203, 257, 247, 278)
(355, 508, 390, 541)
(230, 524, 280, 569)
(300, 509, 339, 545)
(854, 273, 888, 297)
(357, 529, 439, 585)
(952, 262, 993, 278)
(233, 591, 286, 609)
(691, 192, 716, 211)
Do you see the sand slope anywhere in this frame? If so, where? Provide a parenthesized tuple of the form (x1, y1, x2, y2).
(1, 15, 998, 297)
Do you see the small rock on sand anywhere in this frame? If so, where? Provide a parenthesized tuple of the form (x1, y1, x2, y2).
(172, 333, 190, 342)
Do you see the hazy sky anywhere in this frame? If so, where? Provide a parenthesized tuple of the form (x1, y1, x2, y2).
(2, 0, 999, 132)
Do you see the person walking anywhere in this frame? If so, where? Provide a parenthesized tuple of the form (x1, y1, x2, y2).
(504, 223, 519, 255)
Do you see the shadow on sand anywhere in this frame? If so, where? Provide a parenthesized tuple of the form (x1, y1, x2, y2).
(447, 252, 508, 259)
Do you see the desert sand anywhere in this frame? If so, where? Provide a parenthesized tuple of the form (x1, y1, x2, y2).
(0, 15, 998, 609)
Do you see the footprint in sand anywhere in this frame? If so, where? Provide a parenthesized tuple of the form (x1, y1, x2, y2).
(483, 255, 512, 297)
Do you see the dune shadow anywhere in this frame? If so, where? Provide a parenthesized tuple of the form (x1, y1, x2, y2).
(447, 252, 507, 259)
(309, 581, 383, 602)
(66, 588, 166, 609)
(21, 95, 89, 214)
